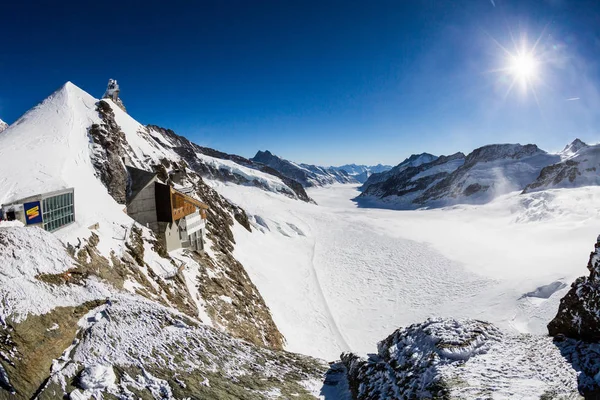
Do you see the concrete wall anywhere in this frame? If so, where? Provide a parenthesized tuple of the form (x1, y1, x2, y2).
(158, 221, 182, 252)
(127, 182, 158, 228)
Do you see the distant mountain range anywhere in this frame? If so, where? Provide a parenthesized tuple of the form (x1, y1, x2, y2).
(358, 140, 600, 209)
(330, 163, 393, 183)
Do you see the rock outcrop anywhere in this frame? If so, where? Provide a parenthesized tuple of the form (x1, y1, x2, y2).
(88, 100, 130, 204)
(548, 235, 600, 341)
(0, 119, 7, 133)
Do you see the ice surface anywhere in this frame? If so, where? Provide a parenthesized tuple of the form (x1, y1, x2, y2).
(213, 182, 600, 360)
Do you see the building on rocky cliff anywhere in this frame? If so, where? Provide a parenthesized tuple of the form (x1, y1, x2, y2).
(103, 79, 127, 112)
(126, 166, 208, 252)
(0, 188, 75, 232)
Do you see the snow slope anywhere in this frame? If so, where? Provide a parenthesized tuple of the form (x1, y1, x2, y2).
(213, 183, 600, 360)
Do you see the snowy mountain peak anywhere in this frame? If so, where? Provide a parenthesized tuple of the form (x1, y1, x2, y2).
(400, 152, 438, 168)
(561, 138, 588, 157)
(464, 143, 544, 165)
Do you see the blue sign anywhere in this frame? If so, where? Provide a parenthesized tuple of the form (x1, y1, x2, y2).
(24, 201, 43, 225)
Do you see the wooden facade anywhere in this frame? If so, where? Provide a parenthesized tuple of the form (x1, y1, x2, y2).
(170, 187, 209, 222)
(154, 183, 209, 223)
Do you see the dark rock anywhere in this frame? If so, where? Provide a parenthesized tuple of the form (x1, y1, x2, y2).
(548, 235, 600, 341)
(88, 100, 130, 204)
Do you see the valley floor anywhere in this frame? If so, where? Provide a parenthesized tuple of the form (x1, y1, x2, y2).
(213, 182, 600, 361)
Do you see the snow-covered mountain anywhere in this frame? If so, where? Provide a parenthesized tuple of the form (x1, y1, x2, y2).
(360, 144, 561, 208)
(0, 119, 7, 133)
(1, 79, 600, 398)
(330, 163, 392, 183)
(359, 153, 463, 207)
(523, 139, 600, 193)
(251, 150, 358, 187)
(360, 152, 438, 191)
(0, 82, 327, 398)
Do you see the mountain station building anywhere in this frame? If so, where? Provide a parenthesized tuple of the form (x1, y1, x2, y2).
(0, 188, 75, 232)
(126, 166, 208, 253)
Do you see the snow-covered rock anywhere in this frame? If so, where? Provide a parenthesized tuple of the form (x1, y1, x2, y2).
(0, 119, 7, 133)
(359, 144, 561, 208)
(523, 140, 600, 193)
(361, 152, 438, 191)
(341, 318, 580, 399)
(548, 234, 600, 341)
(40, 298, 327, 399)
(251, 150, 358, 187)
(359, 152, 465, 208)
(417, 144, 560, 206)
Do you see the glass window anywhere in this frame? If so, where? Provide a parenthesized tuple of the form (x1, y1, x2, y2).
(42, 191, 75, 232)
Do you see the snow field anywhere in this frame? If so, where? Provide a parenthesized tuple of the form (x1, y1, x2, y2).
(216, 182, 600, 360)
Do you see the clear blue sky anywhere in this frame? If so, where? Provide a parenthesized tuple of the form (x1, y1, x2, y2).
(1, 0, 600, 166)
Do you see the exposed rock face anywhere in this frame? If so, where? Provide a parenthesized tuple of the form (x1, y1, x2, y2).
(548, 235, 600, 341)
(88, 100, 130, 204)
(88, 110, 286, 349)
(361, 153, 438, 191)
(0, 119, 7, 133)
(341, 318, 580, 400)
(102, 78, 126, 112)
(415, 144, 557, 204)
(360, 153, 465, 205)
(0, 227, 325, 399)
(523, 140, 600, 193)
(147, 125, 313, 202)
(251, 150, 358, 187)
(359, 144, 560, 208)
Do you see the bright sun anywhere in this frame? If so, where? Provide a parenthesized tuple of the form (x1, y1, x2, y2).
(509, 52, 538, 81)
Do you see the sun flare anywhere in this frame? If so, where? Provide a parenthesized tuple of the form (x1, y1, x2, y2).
(509, 52, 538, 81)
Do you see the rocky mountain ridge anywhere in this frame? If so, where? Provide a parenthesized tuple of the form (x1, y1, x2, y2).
(252, 150, 358, 187)
(358, 143, 578, 208)
(523, 139, 600, 194)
